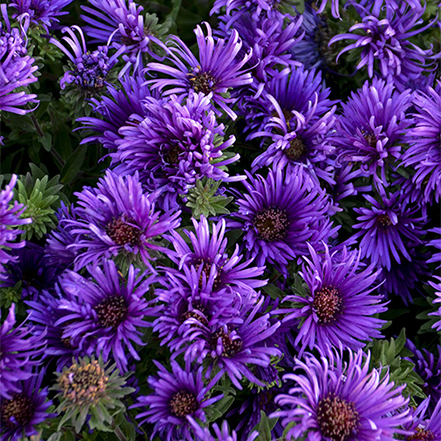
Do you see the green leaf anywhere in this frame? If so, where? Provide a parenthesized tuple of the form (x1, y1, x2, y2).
(61, 144, 87, 184)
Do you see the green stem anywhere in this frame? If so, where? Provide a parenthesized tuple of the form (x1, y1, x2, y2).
(113, 425, 127, 441)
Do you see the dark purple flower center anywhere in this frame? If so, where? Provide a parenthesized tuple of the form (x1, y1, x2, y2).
(181, 303, 208, 327)
(254, 207, 289, 242)
(313, 286, 342, 324)
(164, 143, 182, 165)
(316, 393, 359, 441)
(189, 71, 216, 94)
(59, 360, 108, 405)
(169, 390, 199, 418)
(94, 296, 128, 329)
(105, 217, 142, 246)
(364, 133, 377, 148)
(0, 393, 34, 429)
(212, 327, 243, 358)
(192, 258, 223, 291)
(286, 136, 306, 161)
(408, 429, 435, 441)
(377, 213, 392, 227)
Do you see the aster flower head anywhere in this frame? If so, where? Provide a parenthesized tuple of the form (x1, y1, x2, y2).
(147, 22, 253, 119)
(229, 166, 334, 271)
(335, 78, 413, 187)
(351, 191, 427, 271)
(0, 369, 54, 441)
(0, 242, 61, 307)
(78, 73, 153, 151)
(404, 397, 441, 441)
(281, 243, 387, 353)
(0, 5, 38, 115)
(81, 0, 168, 74)
(26, 290, 84, 371)
(218, 12, 304, 83)
(401, 80, 441, 205)
(152, 264, 245, 354)
(133, 360, 223, 441)
(272, 347, 411, 441)
(115, 92, 240, 211)
(405, 341, 441, 410)
(0, 175, 31, 272)
(329, 0, 434, 88)
(53, 356, 134, 432)
(167, 215, 266, 297)
(50, 26, 125, 97)
(180, 297, 282, 389)
(244, 67, 337, 181)
(54, 259, 158, 373)
(0, 304, 46, 399)
(64, 170, 181, 270)
(9, 0, 73, 30)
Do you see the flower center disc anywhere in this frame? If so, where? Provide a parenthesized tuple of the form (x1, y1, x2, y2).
(190, 71, 216, 94)
(95, 295, 128, 329)
(313, 286, 342, 324)
(212, 327, 243, 358)
(254, 207, 289, 242)
(286, 137, 306, 161)
(0, 393, 34, 429)
(317, 393, 359, 441)
(408, 429, 436, 441)
(169, 390, 199, 418)
(377, 213, 393, 227)
(106, 217, 141, 246)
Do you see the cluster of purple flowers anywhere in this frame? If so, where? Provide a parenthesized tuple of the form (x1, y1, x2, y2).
(1, 0, 441, 440)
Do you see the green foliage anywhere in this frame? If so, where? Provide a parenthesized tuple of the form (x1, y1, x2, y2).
(13, 165, 64, 240)
(0, 281, 23, 309)
(186, 178, 233, 219)
(367, 329, 426, 404)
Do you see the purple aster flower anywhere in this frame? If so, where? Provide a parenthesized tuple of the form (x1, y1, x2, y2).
(78, 73, 153, 151)
(0, 175, 31, 273)
(26, 290, 84, 371)
(405, 341, 441, 410)
(133, 360, 223, 441)
(9, 0, 73, 30)
(291, 2, 338, 71)
(81, 0, 167, 74)
(0, 242, 61, 304)
(404, 397, 441, 441)
(0, 304, 46, 399)
(0, 369, 54, 441)
(152, 265, 245, 354)
(180, 297, 281, 389)
(53, 259, 158, 373)
(218, 12, 304, 84)
(334, 78, 413, 187)
(114, 92, 241, 211)
(64, 170, 181, 270)
(50, 26, 125, 95)
(0, 5, 38, 114)
(272, 348, 412, 441)
(147, 22, 253, 120)
(244, 67, 337, 182)
(229, 166, 334, 271)
(351, 191, 427, 271)
(329, 0, 434, 88)
(401, 80, 441, 205)
(167, 216, 266, 297)
(211, 0, 295, 20)
(280, 243, 386, 353)
(44, 203, 80, 271)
